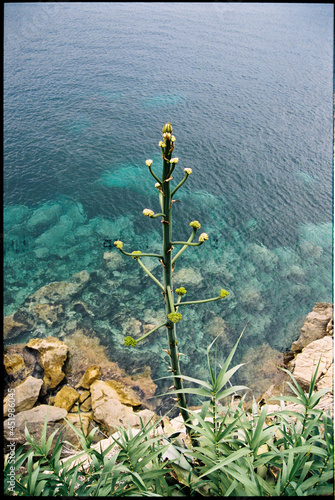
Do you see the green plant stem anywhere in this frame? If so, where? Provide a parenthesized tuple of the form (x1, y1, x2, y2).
(136, 322, 167, 343)
(148, 165, 162, 184)
(171, 171, 190, 197)
(177, 295, 224, 307)
(118, 249, 163, 259)
(171, 228, 197, 265)
(172, 241, 203, 246)
(150, 213, 166, 218)
(136, 259, 165, 292)
(161, 140, 191, 433)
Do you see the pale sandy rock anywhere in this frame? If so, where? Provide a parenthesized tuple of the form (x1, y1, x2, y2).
(317, 364, 334, 394)
(290, 336, 333, 390)
(90, 380, 150, 435)
(26, 271, 90, 306)
(61, 412, 92, 447)
(3, 404, 67, 446)
(26, 337, 69, 389)
(291, 303, 333, 352)
(3, 376, 43, 417)
(76, 365, 102, 389)
(103, 251, 125, 270)
(173, 267, 203, 286)
(53, 386, 79, 412)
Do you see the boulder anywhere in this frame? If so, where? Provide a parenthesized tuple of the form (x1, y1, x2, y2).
(53, 386, 79, 412)
(3, 376, 43, 416)
(76, 365, 102, 389)
(289, 336, 333, 391)
(32, 303, 64, 327)
(3, 312, 35, 341)
(90, 380, 153, 435)
(26, 337, 69, 390)
(3, 405, 67, 446)
(3, 352, 26, 376)
(291, 303, 333, 352)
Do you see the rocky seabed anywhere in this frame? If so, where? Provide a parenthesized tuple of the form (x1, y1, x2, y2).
(3, 298, 333, 465)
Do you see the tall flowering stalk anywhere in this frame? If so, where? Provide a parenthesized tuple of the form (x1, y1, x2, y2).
(114, 123, 229, 431)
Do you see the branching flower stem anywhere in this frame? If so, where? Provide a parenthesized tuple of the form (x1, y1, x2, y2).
(177, 294, 225, 307)
(171, 171, 190, 197)
(136, 322, 168, 344)
(136, 258, 165, 292)
(171, 228, 198, 265)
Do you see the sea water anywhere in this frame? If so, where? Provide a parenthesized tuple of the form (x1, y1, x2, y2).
(4, 3, 333, 397)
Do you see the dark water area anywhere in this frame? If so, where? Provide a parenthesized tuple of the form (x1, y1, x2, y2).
(4, 3, 333, 400)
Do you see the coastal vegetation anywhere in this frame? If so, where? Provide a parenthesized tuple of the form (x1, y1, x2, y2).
(4, 342, 333, 496)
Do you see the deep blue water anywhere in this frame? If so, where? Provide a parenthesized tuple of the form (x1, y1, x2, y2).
(3, 3, 333, 394)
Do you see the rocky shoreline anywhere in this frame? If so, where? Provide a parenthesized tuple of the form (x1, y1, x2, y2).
(3, 301, 333, 456)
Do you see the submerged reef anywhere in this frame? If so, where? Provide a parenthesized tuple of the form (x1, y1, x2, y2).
(3, 195, 333, 403)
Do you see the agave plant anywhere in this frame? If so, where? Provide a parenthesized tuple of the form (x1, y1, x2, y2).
(113, 123, 229, 430)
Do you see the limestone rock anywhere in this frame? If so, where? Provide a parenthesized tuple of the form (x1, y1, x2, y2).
(4, 352, 25, 376)
(3, 312, 35, 341)
(3, 404, 67, 446)
(90, 380, 147, 435)
(238, 343, 286, 402)
(289, 336, 333, 391)
(60, 412, 92, 447)
(3, 376, 43, 416)
(291, 303, 333, 352)
(173, 267, 203, 286)
(76, 365, 102, 389)
(317, 364, 334, 393)
(103, 251, 125, 270)
(26, 337, 69, 389)
(53, 386, 79, 412)
(32, 303, 64, 327)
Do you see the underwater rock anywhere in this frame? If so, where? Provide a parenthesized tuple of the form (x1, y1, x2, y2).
(76, 365, 102, 389)
(203, 315, 231, 349)
(3, 404, 67, 446)
(3, 376, 43, 417)
(173, 267, 203, 286)
(32, 303, 64, 327)
(53, 386, 79, 412)
(289, 336, 333, 391)
(26, 202, 62, 235)
(3, 312, 35, 341)
(238, 343, 286, 402)
(26, 337, 69, 390)
(25, 271, 90, 307)
(246, 243, 279, 271)
(291, 302, 333, 352)
(122, 317, 142, 338)
(103, 251, 126, 270)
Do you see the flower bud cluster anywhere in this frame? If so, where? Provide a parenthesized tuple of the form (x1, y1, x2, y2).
(170, 158, 179, 164)
(199, 233, 209, 242)
(145, 159, 153, 167)
(220, 289, 229, 298)
(175, 287, 187, 296)
(124, 336, 137, 347)
(114, 240, 123, 249)
(190, 220, 201, 230)
(184, 168, 192, 175)
(168, 312, 183, 323)
(143, 209, 155, 217)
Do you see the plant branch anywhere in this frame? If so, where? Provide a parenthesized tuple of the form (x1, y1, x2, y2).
(171, 228, 197, 265)
(171, 171, 190, 197)
(136, 259, 165, 292)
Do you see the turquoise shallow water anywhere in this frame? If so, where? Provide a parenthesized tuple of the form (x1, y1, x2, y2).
(3, 3, 333, 395)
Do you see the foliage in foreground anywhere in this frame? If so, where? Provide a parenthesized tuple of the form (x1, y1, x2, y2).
(4, 336, 334, 496)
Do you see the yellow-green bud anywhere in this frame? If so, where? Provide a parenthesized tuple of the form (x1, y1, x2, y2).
(220, 289, 229, 299)
(170, 158, 179, 164)
(163, 132, 171, 140)
(190, 220, 201, 230)
(171, 135, 176, 142)
(114, 240, 123, 249)
(131, 251, 142, 259)
(145, 159, 153, 167)
(168, 312, 183, 323)
(184, 168, 192, 175)
(175, 287, 187, 296)
(124, 336, 137, 347)
(158, 141, 166, 148)
(143, 209, 155, 217)
(199, 233, 209, 242)
(162, 123, 173, 134)
(155, 182, 161, 188)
